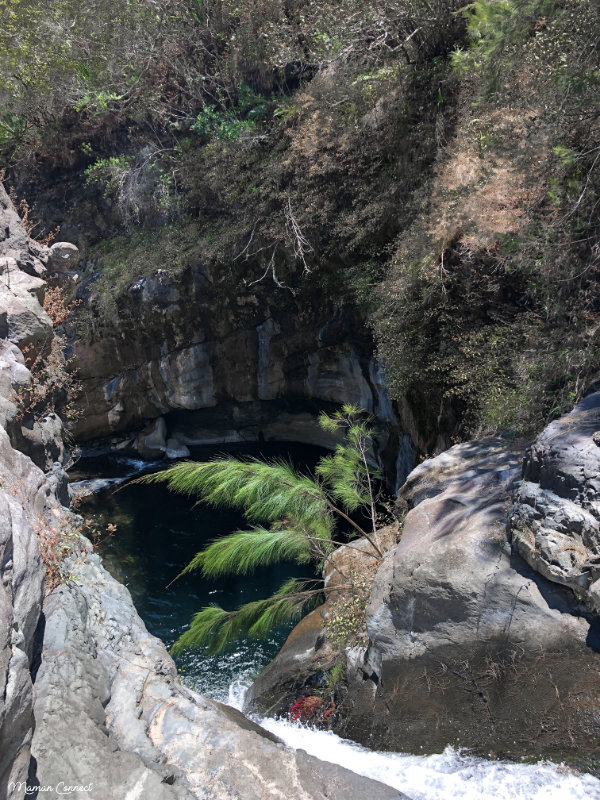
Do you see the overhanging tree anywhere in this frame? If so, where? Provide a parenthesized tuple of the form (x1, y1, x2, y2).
(135, 405, 383, 654)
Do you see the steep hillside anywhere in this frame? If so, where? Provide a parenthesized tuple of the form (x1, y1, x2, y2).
(1, 0, 599, 451)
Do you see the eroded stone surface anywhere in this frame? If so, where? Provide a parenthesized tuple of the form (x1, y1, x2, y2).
(0, 185, 47, 278)
(510, 393, 600, 613)
(0, 256, 52, 351)
(31, 549, 407, 800)
(248, 438, 600, 764)
(246, 534, 395, 721)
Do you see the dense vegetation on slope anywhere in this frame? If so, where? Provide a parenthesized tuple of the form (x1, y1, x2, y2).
(376, 0, 600, 442)
(1, 0, 598, 448)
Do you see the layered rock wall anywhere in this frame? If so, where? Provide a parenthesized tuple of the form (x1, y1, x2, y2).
(72, 263, 412, 486)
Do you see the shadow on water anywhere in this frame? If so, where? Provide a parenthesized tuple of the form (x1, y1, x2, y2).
(74, 442, 325, 701)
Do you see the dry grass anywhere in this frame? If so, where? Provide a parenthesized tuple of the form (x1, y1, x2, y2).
(427, 99, 548, 250)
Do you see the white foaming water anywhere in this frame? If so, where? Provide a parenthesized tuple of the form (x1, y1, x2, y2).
(227, 681, 600, 800)
(114, 456, 154, 470)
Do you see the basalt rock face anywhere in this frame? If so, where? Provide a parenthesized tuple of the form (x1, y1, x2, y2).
(509, 392, 600, 614)
(248, 436, 600, 765)
(72, 264, 412, 486)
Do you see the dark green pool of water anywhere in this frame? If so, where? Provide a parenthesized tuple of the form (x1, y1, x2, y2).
(74, 442, 324, 701)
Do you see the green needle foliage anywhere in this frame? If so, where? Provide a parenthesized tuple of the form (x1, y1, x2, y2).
(135, 405, 382, 654)
(144, 457, 334, 533)
(171, 579, 326, 656)
(181, 525, 313, 579)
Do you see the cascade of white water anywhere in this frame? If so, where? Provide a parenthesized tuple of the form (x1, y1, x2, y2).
(227, 680, 600, 800)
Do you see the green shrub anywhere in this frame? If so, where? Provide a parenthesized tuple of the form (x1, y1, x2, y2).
(191, 85, 268, 141)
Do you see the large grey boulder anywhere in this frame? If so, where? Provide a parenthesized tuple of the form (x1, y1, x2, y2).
(333, 439, 600, 760)
(0, 341, 28, 432)
(32, 584, 187, 800)
(16, 413, 66, 472)
(165, 435, 190, 459)
(246, 533, 394, 722)
(0, 284, 67, 473)
(249, 438, 600, 765)
(46, 242, 81, 299)
(510, 392, 600, 613)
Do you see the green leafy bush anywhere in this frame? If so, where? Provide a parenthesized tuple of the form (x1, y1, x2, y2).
(191, 85, 267, 140)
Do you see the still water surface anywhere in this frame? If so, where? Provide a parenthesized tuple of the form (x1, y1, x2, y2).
(74, 442, 322, 700)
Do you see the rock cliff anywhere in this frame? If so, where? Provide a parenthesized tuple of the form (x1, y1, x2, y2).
(1, 183, 409, 800)
(71, 258, 412, 487)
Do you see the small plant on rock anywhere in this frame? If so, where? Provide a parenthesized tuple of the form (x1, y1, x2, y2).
(325, 563, 376, 649)
(135, 405, 384, 654)
(16, 286, 82, 422)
